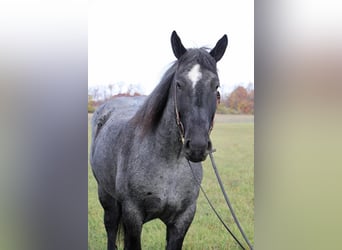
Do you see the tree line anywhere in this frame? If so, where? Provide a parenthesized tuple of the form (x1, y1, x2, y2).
(88, 83, 254, 114)
(218, 83, 254, 114)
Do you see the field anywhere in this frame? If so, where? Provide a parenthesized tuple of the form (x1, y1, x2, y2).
(88, 114, 254, 249)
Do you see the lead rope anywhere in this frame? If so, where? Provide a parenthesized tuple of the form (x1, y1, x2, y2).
(187, 159, 246, 249)
(174, 87, 253, 249)
(208, 151, 254, 250)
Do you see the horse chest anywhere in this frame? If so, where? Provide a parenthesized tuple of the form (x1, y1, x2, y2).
(131, 163, 199, 220)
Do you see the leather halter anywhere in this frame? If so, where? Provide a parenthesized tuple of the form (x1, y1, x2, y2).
(174, 84, 185, 143)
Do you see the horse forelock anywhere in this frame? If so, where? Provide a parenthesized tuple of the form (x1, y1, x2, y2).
(178, 48, 217, 73)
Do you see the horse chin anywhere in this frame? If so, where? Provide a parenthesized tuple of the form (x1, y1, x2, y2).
(185, 152, 208, 163)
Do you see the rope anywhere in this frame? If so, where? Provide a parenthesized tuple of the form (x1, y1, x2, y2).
(187, 160, 246, 249)
(174, 81, 252, 248)
(208, 152, 254, 250)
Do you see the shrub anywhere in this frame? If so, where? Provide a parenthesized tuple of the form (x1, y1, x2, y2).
(216, 104, 230, 114)
(88, 95, 95, 113)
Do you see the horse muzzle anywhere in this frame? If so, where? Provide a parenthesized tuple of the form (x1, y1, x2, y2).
(183, 137, 212, 162)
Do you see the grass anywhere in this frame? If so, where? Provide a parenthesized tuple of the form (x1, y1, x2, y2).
(88, 114, 254, 250)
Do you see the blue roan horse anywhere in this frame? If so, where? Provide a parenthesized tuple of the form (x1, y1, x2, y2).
(90, 31, 228, 250)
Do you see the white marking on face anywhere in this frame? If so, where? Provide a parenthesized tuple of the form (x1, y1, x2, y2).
(188, 64, 202, 88)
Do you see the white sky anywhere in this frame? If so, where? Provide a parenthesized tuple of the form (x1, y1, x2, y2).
(89, 0, 254, 95)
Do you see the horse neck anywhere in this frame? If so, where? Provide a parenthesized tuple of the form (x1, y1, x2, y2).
(154, 94, 183, 157)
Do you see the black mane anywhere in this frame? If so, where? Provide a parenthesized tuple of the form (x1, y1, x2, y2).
(130, 48, 217, 135)
(130, 62, 177, 135)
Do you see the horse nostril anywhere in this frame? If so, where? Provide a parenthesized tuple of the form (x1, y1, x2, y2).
(185, 139, 191, 150)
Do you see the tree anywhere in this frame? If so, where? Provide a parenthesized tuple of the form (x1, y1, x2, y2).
(91, 87, 100, 101)
(88, 95, 95, 113)
(226, 85, 254, 114)
(108, 84, 113, 98)
(228, 86, 247, 110)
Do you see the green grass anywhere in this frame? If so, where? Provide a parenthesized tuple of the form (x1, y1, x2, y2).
(88, 115, 254, 250)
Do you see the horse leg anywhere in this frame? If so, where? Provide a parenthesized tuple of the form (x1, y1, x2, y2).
(98, 187, 122, 250)
(166, 205, 196, 250)
(121, 202, 143, 250)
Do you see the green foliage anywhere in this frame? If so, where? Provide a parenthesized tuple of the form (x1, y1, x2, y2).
(216, 103, 230, 114)
(216, 104, 239, 114)
(88, 115, 254, 249)
(88, 95, 95, 113)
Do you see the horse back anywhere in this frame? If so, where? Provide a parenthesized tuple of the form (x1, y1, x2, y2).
(91, 96, 146, 141)
(90, 96, 146, 193)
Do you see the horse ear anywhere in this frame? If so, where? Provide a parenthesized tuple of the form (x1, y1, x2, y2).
(210, 34, 228, 62)
(171, 31, 187, 59)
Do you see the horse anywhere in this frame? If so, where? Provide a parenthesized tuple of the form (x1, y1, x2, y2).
(90, 31, 228, 250)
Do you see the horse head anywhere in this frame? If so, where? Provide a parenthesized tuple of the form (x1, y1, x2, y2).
(171, 31, 228, 162)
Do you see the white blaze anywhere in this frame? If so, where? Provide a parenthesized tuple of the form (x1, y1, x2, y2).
(188, 64, 202, 88)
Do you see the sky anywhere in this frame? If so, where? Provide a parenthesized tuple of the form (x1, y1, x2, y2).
(89, 0, 254, 95)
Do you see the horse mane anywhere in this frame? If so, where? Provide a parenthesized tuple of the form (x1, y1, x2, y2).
(130, 62, 177, 135)
(130, 48, 217, 135)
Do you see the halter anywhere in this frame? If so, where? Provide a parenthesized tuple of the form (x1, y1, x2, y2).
(174, 84, 185, 143)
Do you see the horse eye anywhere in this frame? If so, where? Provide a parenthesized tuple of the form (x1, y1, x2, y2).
(176, 81, 182, 90)
(211, 79, 219, 91)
